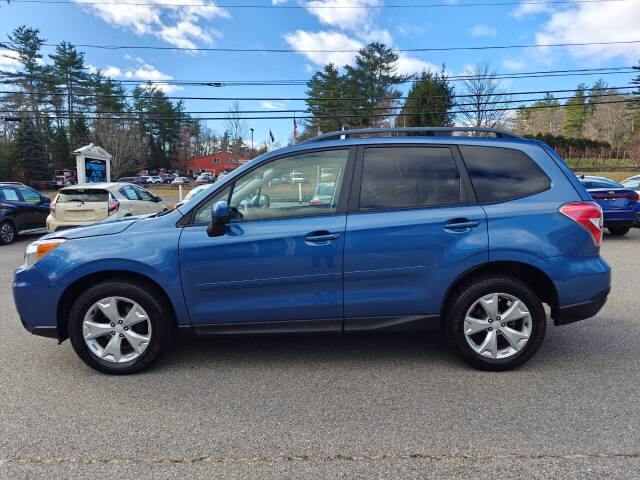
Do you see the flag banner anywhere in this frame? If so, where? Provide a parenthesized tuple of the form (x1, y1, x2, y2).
(269, 129, 274, 142)
(293, 116, 298, 138)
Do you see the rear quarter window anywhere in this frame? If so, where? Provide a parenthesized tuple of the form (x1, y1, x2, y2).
(58, 189, 109, 203)
(460, 146, 551, 203)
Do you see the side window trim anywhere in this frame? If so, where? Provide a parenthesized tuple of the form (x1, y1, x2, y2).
(352, 144, 469, 213)
(182, 146, 356, 226)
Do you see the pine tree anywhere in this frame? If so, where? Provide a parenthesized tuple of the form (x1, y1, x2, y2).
(51, 125, 71, 169)
(343, 43, 409, 128)
(305, 64, 346, 134)
(563, 84, 587, 137)
(397, 70, 454, 130)
(49, 41, 89, 146)
(15, 118, 49, 184)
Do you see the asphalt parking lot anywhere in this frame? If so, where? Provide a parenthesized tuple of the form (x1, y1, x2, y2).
(1, 231, 640, 479)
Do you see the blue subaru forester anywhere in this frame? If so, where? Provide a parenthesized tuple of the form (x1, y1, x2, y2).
(13, 127, 611, 374)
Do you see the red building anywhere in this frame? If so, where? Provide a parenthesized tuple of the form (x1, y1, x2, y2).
(186, 151, 250, 176)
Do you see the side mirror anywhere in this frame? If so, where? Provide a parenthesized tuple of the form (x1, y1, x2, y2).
(153, 196, 162, 203)
(207, 200, 229, 237)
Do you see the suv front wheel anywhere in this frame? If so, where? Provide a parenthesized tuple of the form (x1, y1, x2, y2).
(445, 275, 546, 371)
(68, 280, 171, 374)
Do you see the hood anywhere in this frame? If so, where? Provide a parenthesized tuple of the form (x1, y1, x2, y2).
(44, 215, 146, 240)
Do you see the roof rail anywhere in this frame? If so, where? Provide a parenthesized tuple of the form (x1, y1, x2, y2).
(302, 127, 523, 143)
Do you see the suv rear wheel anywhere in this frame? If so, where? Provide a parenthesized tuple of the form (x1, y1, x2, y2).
(445, 275, 546, 371)
(68, 281, 171, 374)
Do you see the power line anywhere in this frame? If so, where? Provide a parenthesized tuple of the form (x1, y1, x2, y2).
(30, 39, 640, 53)
(1, 92, 631, 116)
(1, 66, 636, 86)
(5, 0, 635, 7)
(3, 98, 638, 121)
(0, 85, 635, 101)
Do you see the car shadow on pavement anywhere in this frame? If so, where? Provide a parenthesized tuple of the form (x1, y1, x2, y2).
(163, 326, 460, 371)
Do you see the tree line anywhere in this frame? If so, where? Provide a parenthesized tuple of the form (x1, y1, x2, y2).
(2, 25, 640, 185)
(0, 25, 265, 183)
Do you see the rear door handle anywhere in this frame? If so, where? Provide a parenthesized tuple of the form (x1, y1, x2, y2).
(305, 231, 340, 243)
(444, 220, 480, 230)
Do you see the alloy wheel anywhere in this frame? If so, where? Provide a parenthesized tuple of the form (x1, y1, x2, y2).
(82, 296, 152, 363)
(0, 222, 15, 244)
(463, 292, 532, 360)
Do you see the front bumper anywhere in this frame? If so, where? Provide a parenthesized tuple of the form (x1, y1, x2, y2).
(13, 264, 63, 340)
(555, 288, 610, 326)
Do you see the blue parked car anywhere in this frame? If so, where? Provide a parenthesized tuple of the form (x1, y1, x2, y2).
(13, 127, 611, 374)
(578, 175, 639, 236)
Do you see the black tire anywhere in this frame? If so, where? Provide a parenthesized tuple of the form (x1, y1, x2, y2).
(445, 274, 546, 371)
(68, 280, 171, 374)
(608, 226, 630, 236)
(0, 220, 16, 245)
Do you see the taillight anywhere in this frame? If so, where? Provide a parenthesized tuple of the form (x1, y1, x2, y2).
(628, 193, 639, 202)
(108, 194, 119, 215)
(559, 202, 603, 246)
(49, 195, 57, 217)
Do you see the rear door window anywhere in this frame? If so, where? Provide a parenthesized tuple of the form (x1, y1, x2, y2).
(0, 187, 19, 201)
(119, 185, 139, 200)
(359, 146, 461, 211)
(459, 146, 550, 203)
(57, 189, 109, 203)
(132, 185, 155, 201)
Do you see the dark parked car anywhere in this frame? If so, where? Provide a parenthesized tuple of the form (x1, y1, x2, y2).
(578, 175, 638, 236)
(0, 182, 50, 245)
(117, 177, 143, 185)
(14, 127, 611, 374)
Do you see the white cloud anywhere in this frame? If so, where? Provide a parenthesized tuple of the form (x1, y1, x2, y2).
(534, 2, 640, 62)
(133, 65, 171, 81)
(397, 24, 427, 37)
(395, 54, 440, 76)
(512, 2, 553, 18)
(469, 24, 498, 37)
(261, 101, 286, 110)
(502, 59, 526, 70)
(103, 66, 124, 77)
(140, 82, 183, 93)
(357, 28, 393, 45)
(303, 0, 380, 30)
(124, 54, 145, 64)
(74, 0, 230, 49)
(0, 49, 21, 72)
(283, 30, 362, 66)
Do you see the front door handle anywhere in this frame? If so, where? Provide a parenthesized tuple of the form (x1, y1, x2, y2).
(305, 231, 340, 243)
(444, 219, 480, 230)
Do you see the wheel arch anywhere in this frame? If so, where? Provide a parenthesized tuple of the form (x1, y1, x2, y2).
(440, 261, 559, 322)
(56, 270, 178, 341)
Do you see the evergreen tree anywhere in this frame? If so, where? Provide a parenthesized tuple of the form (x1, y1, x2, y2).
(50, 125, 71, 169)
(397, 70, 454, 130)
(305, 64, 346, 134)
(1, 26, 49, 130)
(70, 114, 91, 148)
(343, 43, 409, 128)
(563, 84, 587, 137)
(220, 131, 231, 152)
(49, 41, 89, 146)
(14, 118, 49, 184)
(89, 71, 126, 113)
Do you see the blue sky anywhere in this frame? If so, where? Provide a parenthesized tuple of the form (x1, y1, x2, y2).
(2, 0, 640, 145)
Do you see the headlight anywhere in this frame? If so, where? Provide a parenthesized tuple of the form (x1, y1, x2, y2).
(24, 239, 66, 268)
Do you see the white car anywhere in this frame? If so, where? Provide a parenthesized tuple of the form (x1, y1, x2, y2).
(46, 182, 166, 233)
(147, 176, 163, 184)
(172, 177, 191, 185)
(621, 175, 640, 191)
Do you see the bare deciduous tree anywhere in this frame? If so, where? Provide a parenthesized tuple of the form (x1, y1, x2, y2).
(459, 60, 512, 130)
(93, 118, 146, 178)
(224, 101, 247, 156)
